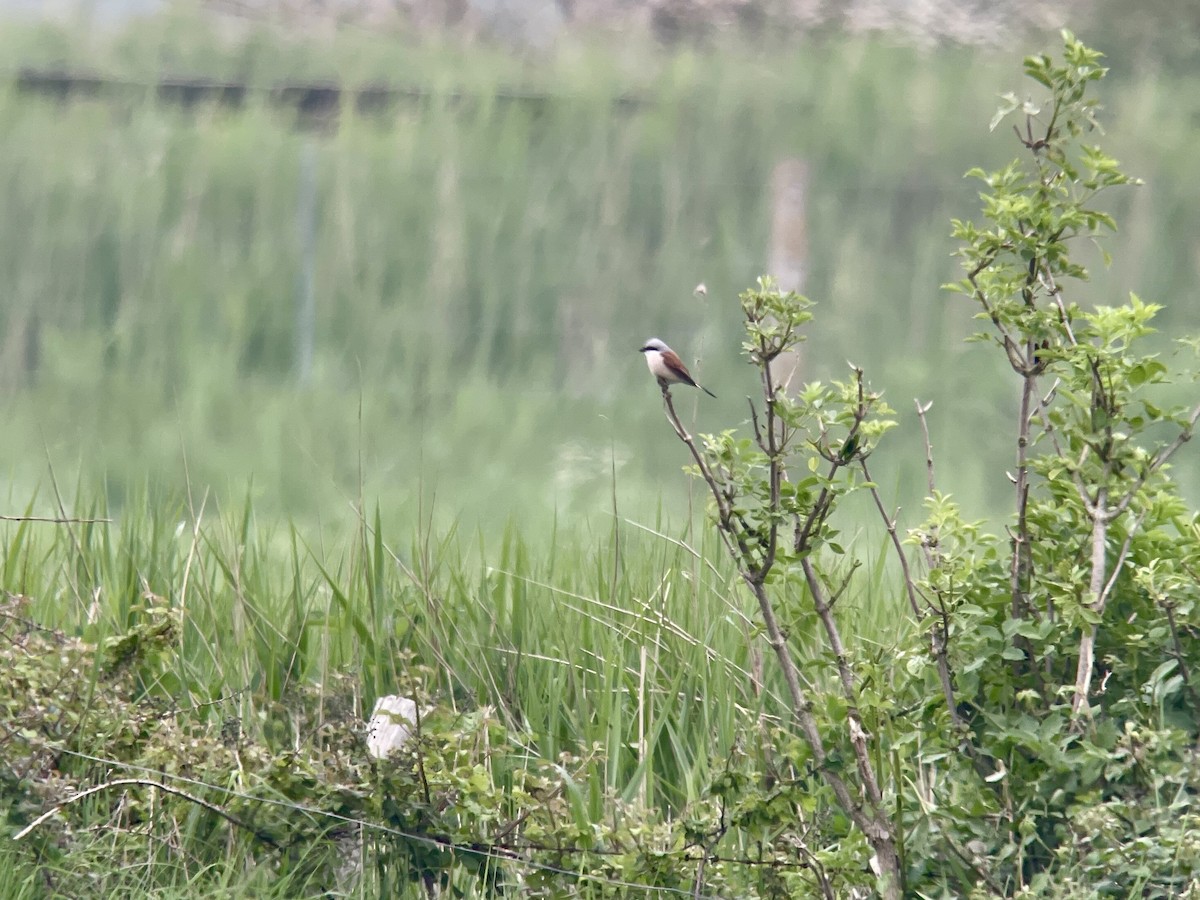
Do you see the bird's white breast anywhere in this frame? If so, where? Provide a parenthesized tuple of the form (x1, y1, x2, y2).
(644, 349, 671, 380)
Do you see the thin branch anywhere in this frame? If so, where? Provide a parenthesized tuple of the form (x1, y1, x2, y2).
(910, 403, 970, 734)
(658, 311, 901, 898)
(932, 595, 967, 731)
(13, 778, 280, 847)
(860, 459, 922, 619)
(797, 367, 871, 554)
(967, 262, 1027, 372)
(659, 388, 744, 566)
(914, 400, 943, 574)
(941, 832, 1007, 897)
(1150, 400, 1200, 466)
(915, 399, 937, 498)
(1110, 400, 1200, 518)
(826, 562, 861, 610)
(747, 397, 765, 449)
(1071, 395, 1200, 720)
(741, 577, 889, 855)
(660, 381, 894, 880)
(1010, 373, 1036, 621)
(1163, 602, 1200, 712)
(793, 454, 845, 554)
(1093, 508, 1147, 614)
(798, 556, 891, 845)
(1037, 266, 1078, 347)
(759, 333, 783, 581)
(1029, 376, 1093, 513)
(1072, 485, 1110, 718)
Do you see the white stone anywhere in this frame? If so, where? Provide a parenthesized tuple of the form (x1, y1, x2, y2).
(366, 695, 422, 759)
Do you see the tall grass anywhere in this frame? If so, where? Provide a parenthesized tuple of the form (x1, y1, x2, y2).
(0, 486, 909, 817)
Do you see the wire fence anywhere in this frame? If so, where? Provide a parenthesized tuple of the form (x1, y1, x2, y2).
(22, 745, 822, 898)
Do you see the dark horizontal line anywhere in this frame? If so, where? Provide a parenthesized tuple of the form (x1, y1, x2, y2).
(11, 67, 648, 116)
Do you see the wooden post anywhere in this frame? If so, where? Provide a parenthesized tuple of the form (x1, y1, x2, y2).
(0, 309, 40, 391)
(767, 159, 809, 390)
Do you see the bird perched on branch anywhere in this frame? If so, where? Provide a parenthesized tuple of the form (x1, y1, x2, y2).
(639, 338, 716, 398)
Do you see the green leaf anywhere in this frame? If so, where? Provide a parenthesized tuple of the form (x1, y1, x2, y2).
(990, 92, 1020, 132)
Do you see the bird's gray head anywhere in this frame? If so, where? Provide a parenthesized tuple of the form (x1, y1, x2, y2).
(639, 338, 669, 354)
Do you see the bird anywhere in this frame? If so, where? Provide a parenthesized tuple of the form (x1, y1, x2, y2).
(639, 338, 716, 398)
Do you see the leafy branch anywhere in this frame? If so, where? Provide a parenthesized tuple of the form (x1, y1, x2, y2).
(658, 277, 902, 898)
(949, 30, 1200, 718)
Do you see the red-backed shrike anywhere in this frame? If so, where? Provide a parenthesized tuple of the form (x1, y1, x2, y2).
(639, 338, 716, 398)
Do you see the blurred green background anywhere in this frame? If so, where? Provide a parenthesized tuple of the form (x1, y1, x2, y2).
(2, 8, 1198, 539)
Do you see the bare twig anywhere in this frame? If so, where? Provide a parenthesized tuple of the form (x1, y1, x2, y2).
(660, 388, 744, 567)
(860, 459, 922, 619)
(915, 400, 936, 498)
(909, 401, 971, 733)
